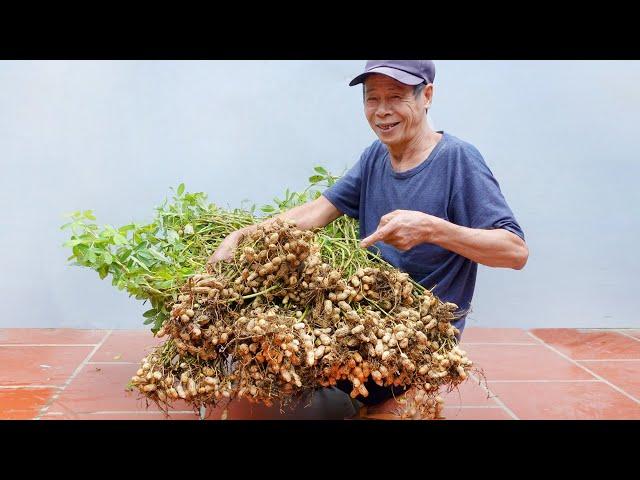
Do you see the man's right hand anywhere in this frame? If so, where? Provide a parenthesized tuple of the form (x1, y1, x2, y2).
(206, 229, 245, 272)
(205, 196, 342, 272)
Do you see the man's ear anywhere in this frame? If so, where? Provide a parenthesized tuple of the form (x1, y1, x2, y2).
(424, 83, 434, 108)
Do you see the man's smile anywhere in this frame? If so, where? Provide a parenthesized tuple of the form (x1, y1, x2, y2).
(377, 121, 400, 132)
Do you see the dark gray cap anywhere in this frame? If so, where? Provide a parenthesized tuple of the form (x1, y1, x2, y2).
(349, 60, 436, 86)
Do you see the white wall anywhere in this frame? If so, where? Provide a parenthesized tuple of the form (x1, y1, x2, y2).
(0, 60, 638, 329)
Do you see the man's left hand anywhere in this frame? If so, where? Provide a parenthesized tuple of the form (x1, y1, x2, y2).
(360, 209, 442, 251)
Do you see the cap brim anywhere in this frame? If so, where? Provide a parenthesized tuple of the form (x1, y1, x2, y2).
(348, 66, 424, 86)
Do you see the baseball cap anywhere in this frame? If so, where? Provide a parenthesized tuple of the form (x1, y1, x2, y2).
(349, 60, 436, 87)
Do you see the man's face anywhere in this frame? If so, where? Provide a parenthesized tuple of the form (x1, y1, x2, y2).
(363, 74, 429, 147)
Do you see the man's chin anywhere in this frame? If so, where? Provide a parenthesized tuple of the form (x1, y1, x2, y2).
(375, 134, 400, 147)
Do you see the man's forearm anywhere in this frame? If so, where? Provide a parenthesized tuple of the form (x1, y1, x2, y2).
(210, 199, 341, 265)
(237, 199, 337, 238)
(430, 219, 528, 270)
(274, 202, 327, 230)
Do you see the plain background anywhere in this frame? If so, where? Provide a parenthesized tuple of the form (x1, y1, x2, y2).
(1, 60, 638, 330)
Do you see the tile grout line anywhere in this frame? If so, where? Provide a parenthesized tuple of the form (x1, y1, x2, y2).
(488, 379, 602, 383)
(526, 331, 640, 404)
(468, 373, 519, 420)
(34, 330, 114, 420)
(579, 359, 640, 362)
(616, 331, 640, 343)
(0, 344, 100, 347)
(87, 362, 139, 365)
(43, 410, 197, 416)
(441, 405, 505, 409)
(0, 385, 63, 389)
(574, 328, 637, 332)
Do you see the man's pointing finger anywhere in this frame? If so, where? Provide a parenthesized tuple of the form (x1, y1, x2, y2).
(360, 225, 389, 248)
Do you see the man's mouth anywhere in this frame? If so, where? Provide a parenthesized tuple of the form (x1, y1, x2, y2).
(377, 122, 400, 132)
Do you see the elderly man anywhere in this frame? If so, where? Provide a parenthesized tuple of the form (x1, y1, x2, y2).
(208, 60, 528, 416)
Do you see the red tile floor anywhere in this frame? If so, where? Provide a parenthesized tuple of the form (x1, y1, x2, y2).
(1, 328, 638, 420)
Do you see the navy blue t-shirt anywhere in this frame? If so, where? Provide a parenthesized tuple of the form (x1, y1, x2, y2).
(322, 131, 525, 334)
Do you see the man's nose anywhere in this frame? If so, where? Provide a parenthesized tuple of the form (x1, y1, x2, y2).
(375, 99, 392, 117)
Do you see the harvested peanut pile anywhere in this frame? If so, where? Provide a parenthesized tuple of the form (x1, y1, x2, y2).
(130, 219, 476, 420)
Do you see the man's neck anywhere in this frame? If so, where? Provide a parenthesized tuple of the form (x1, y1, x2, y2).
(387, 126, 442, 173)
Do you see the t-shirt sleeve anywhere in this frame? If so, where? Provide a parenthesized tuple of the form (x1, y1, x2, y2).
(449, 148, 525, 241)
(321, 152, 365, 220)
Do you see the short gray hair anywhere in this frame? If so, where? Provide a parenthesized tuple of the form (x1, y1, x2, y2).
(412, 82, 427, 98)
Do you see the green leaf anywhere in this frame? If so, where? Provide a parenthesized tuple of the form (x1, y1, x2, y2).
(119, 224, 136, 234)
(137, 249, 154, 261)
(63, 238, 84, 248)
(87, 248, 98, 263)
(152, 313, 168, 332)
(167, 229, 179, 244)
(143, 308, 158, 318)
(83, 210, 96, 220)
(177, 183, 185, 196)
(314, 166, 328, 175)
(63, 210, 80, 219)
(143, 316, 155, 325)
(129, 256, 151, 272)
(113, 233, 128, 245)
(148, 247, 170, 263)
(98, 264, 109, 279)
(103, 252, 113, 265)
(152, 318, 164, 333)
(261, 205, 276, 213)
(308, 175, 323, 183)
